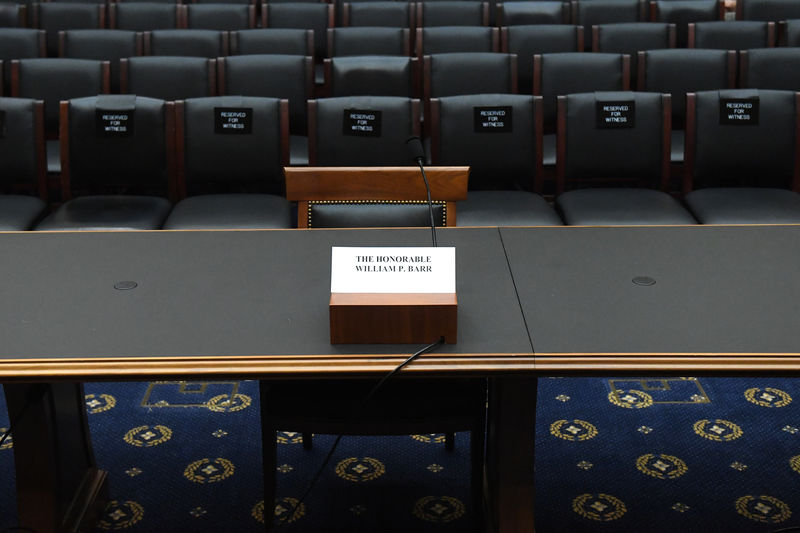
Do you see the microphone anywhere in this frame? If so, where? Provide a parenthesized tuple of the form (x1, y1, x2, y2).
(406, 136, 437, 247)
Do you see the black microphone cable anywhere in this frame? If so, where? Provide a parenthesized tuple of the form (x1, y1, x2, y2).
(406, 136, 437, 248)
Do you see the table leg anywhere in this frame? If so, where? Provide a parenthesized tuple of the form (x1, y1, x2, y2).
(485, 377, 537, 533)
(4, 382, 107, 533)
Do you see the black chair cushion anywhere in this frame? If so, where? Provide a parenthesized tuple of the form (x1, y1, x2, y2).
(186, 4, 252, 31)
(233, 28, 311, 55)
(265, 3, 331, 58)
(62, 30, 139, 94)
(308, 202, 446, 228)
(162, 194, 291, 229)
(346, 2, 411, 28)
(457, 191, 563, 226)
(148, 29, 223, 57)
(429, 52, 514, 97)
(330, 56, 414, 97)
(36, 195, 171, 231)
(421, 1, 485, 26)
(0, 196, 46, 230)
(652, 0, 719, 48)
(501, 1, 568, 25)
(330, 27, 407, 56)
(556, 188, 696, 225)
(504, 25, 580, 93)
(741, 0, 800, 21)
(686, 188, 800, 224)
(0, 97, 39, 185)
(126, 56, 213, 101)
(742, 48, 800, 91)
(692, 20, 771, 49)
(112, 3, 179, 31)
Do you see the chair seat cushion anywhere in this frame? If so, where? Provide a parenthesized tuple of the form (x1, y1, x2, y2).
(557, 188, 696, 225)
(686, 187, 800, 224)
(36, 195, 171, 231)
(162, 194, 291, 230)
(457, 191, 563, 227)
(0, 195, 46, 230)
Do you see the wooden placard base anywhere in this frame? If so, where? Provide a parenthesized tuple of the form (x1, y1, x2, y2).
(330, 293, 457, 344)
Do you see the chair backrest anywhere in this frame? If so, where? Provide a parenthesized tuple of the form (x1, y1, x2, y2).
(592, 22, 674, 89)
(417, 1, 489, 26)
(328, 26, 410, 57)
(59, 94, 173, 199)
(262, 3, 334, 59)
(59, 29, 141, 94)
(0, 97, 46, 198)
(556, 91, 670, 193)
(424, 52, 517, 99)
(0, 28, 45, 95)
(416, 26, 497, 60)
(780, 19, 800, 46)
(121, 56, 216, 100)
(689, 20, 775, 49)
(501, 24, 583, 94)
(11, 58, 110, 136)
(176, 96, 288, 197)
(572, 0, 646, 48)
(109, 3, 181, 31)
(325, 56, 419, 97)
(534, 52, 629, 130)
(308, 95, 420, 165)
(185, 4, 255, 30)
(342, 2, 415, 28)
(0, 3, 26, 27)
(650, 0, 723, 48)
(145, 29, 227, 57)
(740, 48, 800, 91)
(231, 28, 313, 55)
(497, 1, 570, 26)
(218, 54, 313, 134)
(638, 48, 735, 126)
(685, 89, 800, 190)
(34, 2, 106, 56)
(285, 166, 468, 228)
(430, 93, 543, 192)
(737, 0, 800, 21)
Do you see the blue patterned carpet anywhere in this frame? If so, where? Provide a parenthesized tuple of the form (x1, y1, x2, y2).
(1, 377, 799, 532)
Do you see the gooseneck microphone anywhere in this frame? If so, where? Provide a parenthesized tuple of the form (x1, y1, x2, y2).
(406, 136, 437, 247)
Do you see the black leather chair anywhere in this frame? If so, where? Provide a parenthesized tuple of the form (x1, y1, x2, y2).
(689, 20, 775, 49)
(780, 19, 800, 46)
(309, 95, 420, 165)
(109, 2, 181, 31)
(59, 29, 142, 94)
(684, 89, 800, 223)
(497, 1, 571, 26)
(737, 0, 800, 21)
(501, 24, 583, 94)
(185, 4, 255, 30)
(230, 28, 313, 55)
(328, 26, 410, 56)
(0, 3, 25, 27)
(416, 0, 489, 26)
(0, 97, 47, 230)
(571, 0, 646, 49)
(341, 1, 415, 28)
(145, 29, 227, 57)
(0, 28, 44, 96)
(36, 95, 173, 230)
(592, 22, 675, 89)
(262, 3, 334, 60)
(430, 93, 563, 226)
(650, 0, 723, 48)
(638, 48, 735, 164)
(740, 48, 800, 91)
(163, 96, 291, 230)
(34, 2, 106, 56)
(325, 55, 419, 97)
(121, 56, 216, 100)
(416, 25, 497, 60)
(554, 91, 696, 225)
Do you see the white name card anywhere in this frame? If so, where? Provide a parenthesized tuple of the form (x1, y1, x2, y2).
(331, 247, 456, 294)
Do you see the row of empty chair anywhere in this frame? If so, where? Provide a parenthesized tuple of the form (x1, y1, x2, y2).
(2, 91, 799, 233)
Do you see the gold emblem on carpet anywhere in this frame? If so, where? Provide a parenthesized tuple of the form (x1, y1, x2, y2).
(206, 393, 252, 412)
(412, 496, 466, 523)
(790, 455, 800, 474)
(693, 419, 743, 441)
(411, 433, 447, 444)
(97, 500, 144, 530)
(335, 457, 386, 482)
(183, 458, 235, 483)
(608, 389, 653, 409)
(550, 420, 598, 441)
(276, 431, 305, 444)
(735, 495, 791, 523)
(250, 497, 306, 524)
(744, 387, 792, 408)
(636, 454, 688, 479)
(0, 428, 11, 450)
(123, 425, 172, 447)
(85, 393, 116, 414)
(572, 493, 626, 521)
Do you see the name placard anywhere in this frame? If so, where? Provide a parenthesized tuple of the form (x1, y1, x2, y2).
(719, 97, 759, 125)
(343, 109, 381, 137)
(0, 110, 5, 139)
(596, 101, 635, 129)
(215, 107, 253, 134)
(96, 110, 134, 137)
(474, 106, 513, 132)
(331, 247, 456, 294)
